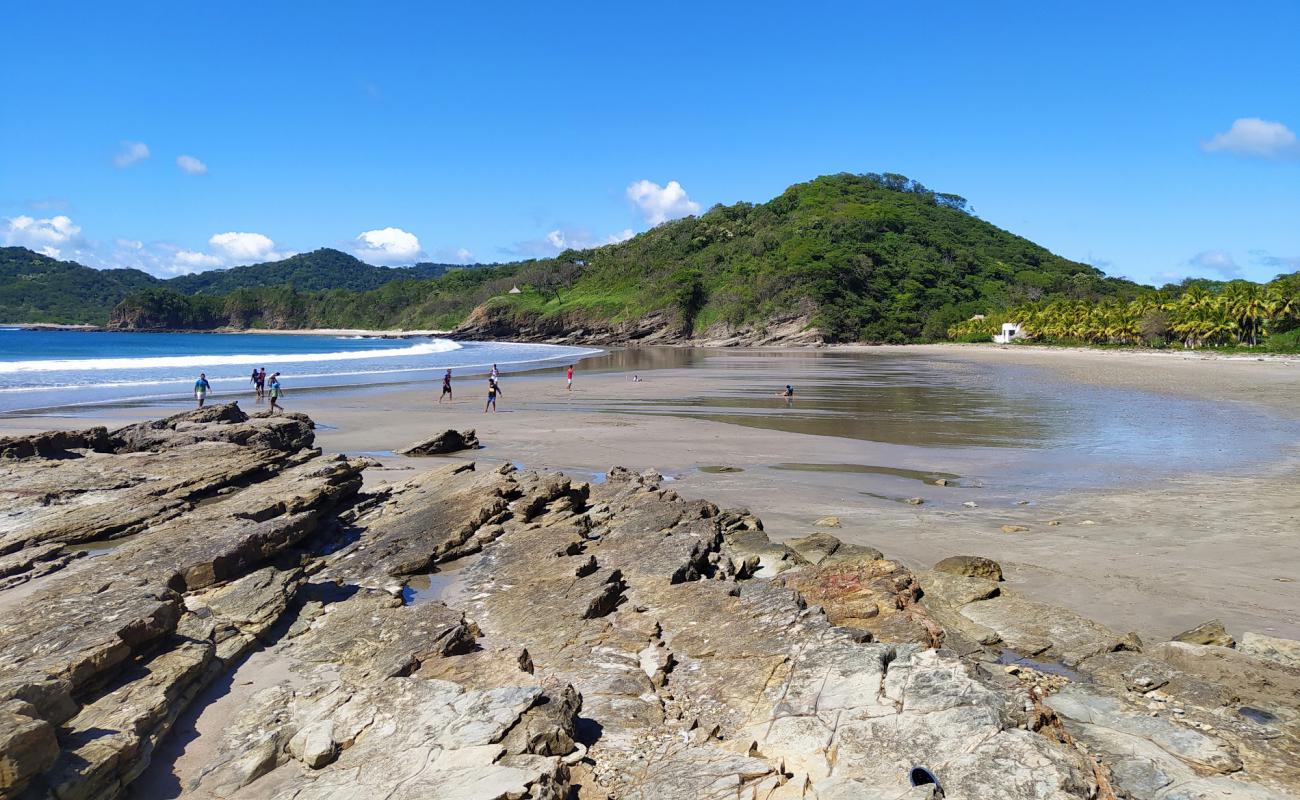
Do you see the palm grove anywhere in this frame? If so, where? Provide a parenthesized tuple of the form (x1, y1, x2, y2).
(948, 276, 1300, 351)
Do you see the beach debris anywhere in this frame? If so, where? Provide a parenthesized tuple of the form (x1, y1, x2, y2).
(933, 555, 1003, 581)
(1172, 619, 1235, 648)
(904, 496, 925, 505)
(813, 515, 841, 527)
(396, 428, 480, 456)
(1048, 520, 1062, 526)
(963, 501, 979, 508)
(1079, 519, 1097, 526)
(933, 478, 951, 486)
(1001, 524, 1030, 533)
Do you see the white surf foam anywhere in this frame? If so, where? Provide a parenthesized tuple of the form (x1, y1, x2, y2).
(0, 339, 463, 374)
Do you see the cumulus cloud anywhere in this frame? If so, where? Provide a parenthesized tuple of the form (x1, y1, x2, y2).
(514, 226, 636, 257)
(209, 231, 283, 262)
(2, 214, 84, 259)
(1202, 118, 1299, 159)
(626, 179, 700, 225)
(352, 227, 424, 264)
(176, 154, 208, 175)
(173, 250, 223, 270)
(114, 141, 150, 168)
(1187, 249, 1242, 278)
(456, 247, 473, 263)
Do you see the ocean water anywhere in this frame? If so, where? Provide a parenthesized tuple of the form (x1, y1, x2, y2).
(0, 330, 599, 414)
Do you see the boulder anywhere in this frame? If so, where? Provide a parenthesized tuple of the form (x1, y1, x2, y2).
(397, 429, 481, 456)
(933, 555, 1004, 581)
(1172, 619, 1235, 648)
(1239, 632, 1300, 669)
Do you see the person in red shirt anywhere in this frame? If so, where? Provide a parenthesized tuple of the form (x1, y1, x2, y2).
(566, 364, 574, 391)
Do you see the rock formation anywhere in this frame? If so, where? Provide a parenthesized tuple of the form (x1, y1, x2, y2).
(395, 428, 480, 456)
(0, 409, 1296, 799)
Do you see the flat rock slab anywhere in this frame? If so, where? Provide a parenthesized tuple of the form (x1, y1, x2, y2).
(396, 429, 480, 456)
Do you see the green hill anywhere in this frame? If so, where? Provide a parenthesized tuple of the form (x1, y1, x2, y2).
(0, 248, 160, 324)
(0, 247, 471, 325)
(105, 173, 1145, 340)
(167, 248, 462, 295)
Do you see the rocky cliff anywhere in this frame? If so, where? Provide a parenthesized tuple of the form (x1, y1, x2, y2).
(0, 409, 1296, 799)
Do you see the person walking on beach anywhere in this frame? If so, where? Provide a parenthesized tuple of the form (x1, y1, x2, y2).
(566, 364, 574, 391)
(484, 374, 502, 413)
(439, 369, 453, 404)
(194, 373, 212, 408)
(268, 372, 284, 414)
(250, 368, 263, 401)
(490, 364, 500, 379)
(257, 368, 267, 401)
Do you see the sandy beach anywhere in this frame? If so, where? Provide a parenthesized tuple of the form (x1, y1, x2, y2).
(3, 343, 1297, 644)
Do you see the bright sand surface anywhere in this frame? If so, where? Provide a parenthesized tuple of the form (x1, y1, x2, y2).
(3, 343, 1297, 643)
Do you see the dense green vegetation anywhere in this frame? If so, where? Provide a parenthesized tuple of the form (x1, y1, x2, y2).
(106, 173, 1146, 340)
(168, 249, 461, 295)
(0, 247, 470, 324)
(948, 275, 1300, 351)
(0, 247, 160, 324)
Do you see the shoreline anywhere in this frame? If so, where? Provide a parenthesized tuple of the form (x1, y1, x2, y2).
(1, 342, 1297, 642)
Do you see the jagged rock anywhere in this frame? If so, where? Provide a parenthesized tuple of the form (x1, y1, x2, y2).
(778, 558, 944, 646)
(0, 699, 58, 794)
(784, 531, 883, 566)
(960, 591, 1126, 666)
(933, 554, 1004, 581)
(396, 428, 481, 456)
(1239, 632, 1300, 669)
(1172, 619, 1235, 648)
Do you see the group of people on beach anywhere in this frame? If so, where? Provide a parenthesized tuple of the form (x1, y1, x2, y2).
(192, 361, 575, 415)
(191, 369, 283, 412)
(436, 362, 576, 413)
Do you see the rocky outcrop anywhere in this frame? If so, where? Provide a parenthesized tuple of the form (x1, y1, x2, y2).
(919, 556, 1300, 800)
(1, 410, 1296, 799)
(395, 428, 480, 456)
(453, 302, 825, 347)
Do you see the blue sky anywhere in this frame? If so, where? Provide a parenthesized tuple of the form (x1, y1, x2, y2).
(2, 1, 1297, 285)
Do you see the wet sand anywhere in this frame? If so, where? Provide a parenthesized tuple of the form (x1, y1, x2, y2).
(3, 345, 1298, 643)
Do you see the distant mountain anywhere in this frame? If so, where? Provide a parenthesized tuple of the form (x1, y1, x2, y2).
(0, 247, 160, 324)
(0, 247, 473, 325)
(168, 248, 464, 295)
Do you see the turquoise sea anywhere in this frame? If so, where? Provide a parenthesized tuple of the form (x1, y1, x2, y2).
(0, 329, 598, 414)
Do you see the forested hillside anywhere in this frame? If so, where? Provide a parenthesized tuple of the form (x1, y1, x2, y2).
(107, 173, 1146, 341)
(0, 248, 160, 324)
(0, 247, 471, 324)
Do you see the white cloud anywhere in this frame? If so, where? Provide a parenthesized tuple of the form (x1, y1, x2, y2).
(1187, 249, 1242, 278)
(208, 231, 282, 262)
(173, 250, 223, 270)
(455, 247, 473, 263)
(1202, 118, 1299, 159)
(2, 214, 84, 259)
(176, 154, 208, 175)
(352, 227, 423, 264)
(626, 179, 700, 225)
(114, 141, 150, 168)
(522, 226, 637, 257)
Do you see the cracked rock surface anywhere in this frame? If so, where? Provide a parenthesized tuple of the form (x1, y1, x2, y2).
(1, 409, 1296, 799)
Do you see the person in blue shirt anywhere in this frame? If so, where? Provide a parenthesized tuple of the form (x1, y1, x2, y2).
(268, 372, 284, 414)
(194, 373, 212, 408)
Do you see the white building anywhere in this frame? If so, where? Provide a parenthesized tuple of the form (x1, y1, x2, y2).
(992, 322, 1023, 344)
